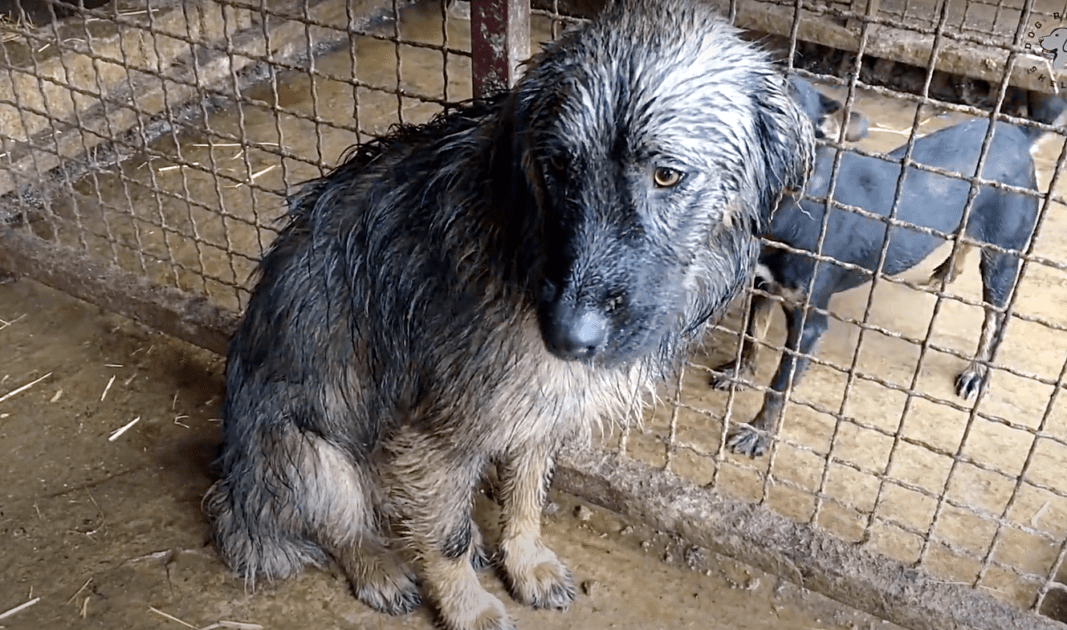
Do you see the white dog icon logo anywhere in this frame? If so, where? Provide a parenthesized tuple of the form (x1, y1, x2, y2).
(1040, 27, 1067, 70)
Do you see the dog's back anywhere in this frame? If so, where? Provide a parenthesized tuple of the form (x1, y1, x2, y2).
(715, 86, 1063, 457)
(767, 99, 1063, 291)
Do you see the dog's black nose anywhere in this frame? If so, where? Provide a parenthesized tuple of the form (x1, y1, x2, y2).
(543, 304, 609, 360)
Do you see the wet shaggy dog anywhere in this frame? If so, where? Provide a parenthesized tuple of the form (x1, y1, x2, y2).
(204, 1, 813, 628)
(712, 81, 1067, 457)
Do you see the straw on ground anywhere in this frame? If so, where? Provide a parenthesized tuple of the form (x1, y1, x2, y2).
(108, 416, 141, 441)
(0, 597, 40, 621)
(0, 373, 52, 404)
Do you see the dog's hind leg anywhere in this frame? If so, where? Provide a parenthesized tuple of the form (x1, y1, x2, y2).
(326, 521, 422, 615)
(956, 247, 1017, 400)
(710, 292, 775, 390)
(206, 426, 412, 610)
(292, 434, 421, 615)
(924, 242, 973, 288)
(497, 442, 575, 611)
(383, 428, 509, 630)
(728, 300, 829, 457)
(955, 307, 1002, 401)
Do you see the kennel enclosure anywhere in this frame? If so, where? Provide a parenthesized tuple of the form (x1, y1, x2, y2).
(2, 0, 1067, 628)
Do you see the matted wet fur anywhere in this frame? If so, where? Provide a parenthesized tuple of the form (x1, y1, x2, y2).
(203, 1, 813, 628)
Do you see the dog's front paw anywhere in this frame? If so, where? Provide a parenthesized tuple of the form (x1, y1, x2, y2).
(436, 585, 513, 630)
(501, 537, 576, 610)
(727, 424, 770, 457)
(955, 365, 988, 401)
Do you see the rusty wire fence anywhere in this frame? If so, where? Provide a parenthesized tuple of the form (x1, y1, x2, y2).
(2, 0, 1067, 629)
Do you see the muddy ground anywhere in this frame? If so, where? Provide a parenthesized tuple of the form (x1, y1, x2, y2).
(0, 279, 901, 629)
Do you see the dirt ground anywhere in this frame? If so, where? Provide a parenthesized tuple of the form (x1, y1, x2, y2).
(5, 0, 1067, 625)
(0, 278, 903, 629)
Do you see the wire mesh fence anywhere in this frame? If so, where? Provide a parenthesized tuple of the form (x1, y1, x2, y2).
(1, 0, 1067, 628)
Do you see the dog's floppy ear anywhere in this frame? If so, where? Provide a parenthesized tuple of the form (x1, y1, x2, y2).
(817, 92, 843, 116)
(841, 108, 870, 142)
(751, 73, 816, 229)
(1059, 28, 1067, 53)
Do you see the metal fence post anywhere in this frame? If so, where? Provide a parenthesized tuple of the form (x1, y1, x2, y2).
(471, 0, 531, 98)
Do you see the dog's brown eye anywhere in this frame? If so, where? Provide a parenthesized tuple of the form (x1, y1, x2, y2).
(653, 167, 683, 188)
(547, 156, 567, 174)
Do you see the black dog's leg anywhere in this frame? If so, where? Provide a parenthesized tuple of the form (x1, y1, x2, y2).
(497, 443, 575, 611)
(728, 304, 828, 457)
(956, 248, 1016, 400)
(955, 307, 1003, 400)
(925, 242, 973, 288)
(710, 292, 775, 390)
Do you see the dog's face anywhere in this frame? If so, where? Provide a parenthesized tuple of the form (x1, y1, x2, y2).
(501, 0, 814, 365)
(1040, 28, 1067, 54)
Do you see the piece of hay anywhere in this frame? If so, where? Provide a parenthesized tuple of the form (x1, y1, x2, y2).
(100, 375, 116, 402)
(0, 597, 40, 621)
(108, 417, 141, 442)
(0, 372, 52, 404)
(148, 606, 196, 629)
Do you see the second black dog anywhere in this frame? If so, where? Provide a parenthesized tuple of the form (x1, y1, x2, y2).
(713, 80, 1066, 457)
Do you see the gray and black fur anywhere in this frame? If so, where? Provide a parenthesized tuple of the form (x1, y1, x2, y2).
(204, 2, 813, 628)
(712, 76, 1067, 457)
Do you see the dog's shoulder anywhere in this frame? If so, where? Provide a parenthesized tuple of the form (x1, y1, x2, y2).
(281, 97, 507, 232)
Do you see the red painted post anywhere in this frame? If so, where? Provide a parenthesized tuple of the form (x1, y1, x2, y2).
(471, 0, 531, 98)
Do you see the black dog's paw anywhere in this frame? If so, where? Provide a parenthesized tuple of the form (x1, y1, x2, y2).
(709, 361, 750, 391)
(727, 424, 770, 458)
(954, 367, 987, 401)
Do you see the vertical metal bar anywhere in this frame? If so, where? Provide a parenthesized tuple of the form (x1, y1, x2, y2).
(751, 0, 817, 503)
(847, 0, 879, 31)
(915, 0, 1040, 568)
(808, 0, 880, 526)
(52, 2, 121, 269)
(346, 0, 364, 143)
(302, 0, 327, 171)
(471, 0, 530, 98)
(390, 0, 404, 123)
(191, 0, 246, 307)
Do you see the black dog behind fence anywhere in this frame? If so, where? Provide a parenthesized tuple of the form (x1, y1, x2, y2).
(1, 0, 1067, 629)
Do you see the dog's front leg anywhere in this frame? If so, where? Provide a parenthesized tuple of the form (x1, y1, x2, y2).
(710, 291, 775, 390)
(384, 428, 511, 630)
(497, 442, 576, 611)
(729, 304, 828, 457)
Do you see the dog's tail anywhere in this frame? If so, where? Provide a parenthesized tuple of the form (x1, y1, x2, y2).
(1021, 92, 1067, 143)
